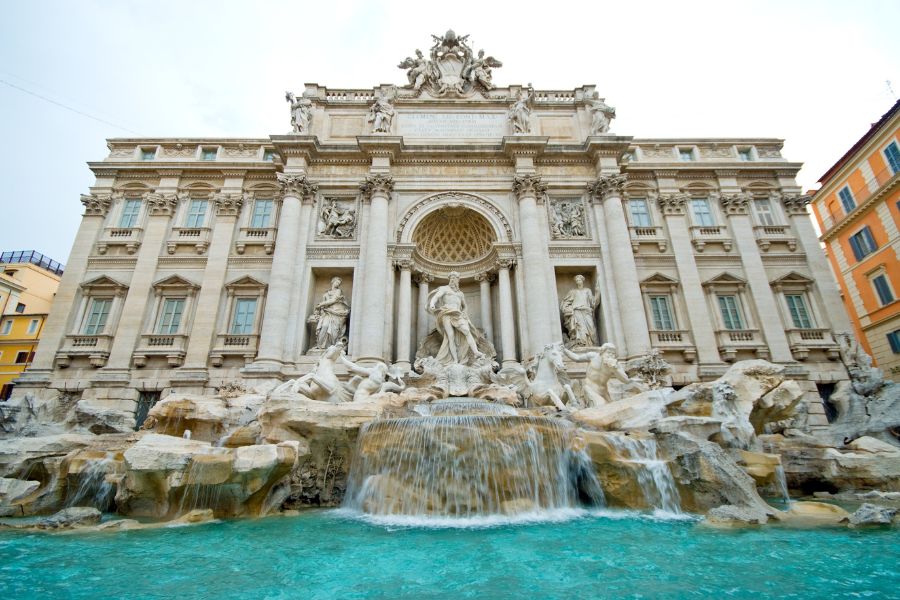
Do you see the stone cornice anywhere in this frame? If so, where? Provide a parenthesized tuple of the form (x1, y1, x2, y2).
(359, 173, 395, 201)
(820, 174, 900, 242)
(586, 174, 627, 202)
(512, 174, 547, 201)
(276, 173, 319, 202)
(357, 136, 403, 161)
(80, 193, 112, 217)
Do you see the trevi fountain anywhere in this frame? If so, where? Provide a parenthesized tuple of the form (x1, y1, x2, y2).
(1, 30, 898, 600)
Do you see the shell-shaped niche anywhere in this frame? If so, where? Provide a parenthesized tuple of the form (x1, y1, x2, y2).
(412, 206, 496, 265)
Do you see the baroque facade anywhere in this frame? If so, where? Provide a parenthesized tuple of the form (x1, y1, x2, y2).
(13, 31, 853, 430)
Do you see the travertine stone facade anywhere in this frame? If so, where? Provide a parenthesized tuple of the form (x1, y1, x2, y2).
(14, 32, 853, 430)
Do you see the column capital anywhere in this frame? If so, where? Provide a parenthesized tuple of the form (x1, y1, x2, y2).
(145, 192, 178, 217)
(393, 259, 413, 271)
(495, 257, 516, 270)
(656, 192, 688, 216)
(360, 173, 394, 202)
(276, 172, 318, 202)
(474, 271, 496, 283)
(80, 193, 111, 217)
(213, 192, 245, 217)
(779, 192, 811, 216)
(512, 174, 547, 202)
(414, 272, 434, 284)
(587, 173, 627, 202)
(719, 192, 751, 216)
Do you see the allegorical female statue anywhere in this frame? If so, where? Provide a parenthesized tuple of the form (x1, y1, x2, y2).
(311, 277, 351, 350)
(560, 274, 598, 347)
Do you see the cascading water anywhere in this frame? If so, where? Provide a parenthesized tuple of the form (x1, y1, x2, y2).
(774, 465, 791, 506)
(65, 452, 119, 511)
(344, 398, 603, 518)
(602, 433, 682, 514)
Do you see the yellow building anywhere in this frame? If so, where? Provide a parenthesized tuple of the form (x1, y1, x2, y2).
(0, 251, 63, 399)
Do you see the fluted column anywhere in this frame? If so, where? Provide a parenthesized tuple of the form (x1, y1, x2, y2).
(182, 192, 244, 369)
(254, 173, 317, 367)
(720, 193, 793, 362)
(356, 174, 394, 362)
(656, 192, 720, 364)
(27, 194, 111, 376)
(496, 258, 518, 367)
(513, 174, 557, 356)
(106, 192, 177, 369)
(781, 193, 853, 334)
(589, 199, 625, 350)
(415, 272, 433, 348)
(588, 175, 651, 357)
(475, 271, 495, 346)
(394, 260, 413, 370)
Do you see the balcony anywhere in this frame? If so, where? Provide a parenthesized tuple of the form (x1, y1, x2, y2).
(96, 227, 143, 255)
(785, 328, 840, 361)
(56, 334, 114, 368)
(753, 225, 797, 253)
(133, 333, 189, 367)
(715, 329, 767, 362)
(629, 226, 667, 253)
(649, 329, 696, 362)
(689, 225, 732, 252)
(167, 227, 211, 255)
(235, 227, 276, 255)
(209, 333, 259, 366)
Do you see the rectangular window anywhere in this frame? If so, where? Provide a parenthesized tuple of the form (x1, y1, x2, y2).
(157, 298, 185, 334)
(0, 384, 12, 401)
(848, 226, 878, 261)
(885, 141, 900, 175)
(201, 148, 217, 161)
(690, 198, 715, 226)
(872, 274, 895, 306)
(119, 198, 142, 228)
(838, 186, 856, 213)
(888, 330, 900, 354)
(83, 298, 112, 335)
(785, 294, 813, 329)
(14, 302, 25, 313)
(629, 199, 652, 227)
(27, 319, 39, 335)
(754, 198, 777, 226)
(230, 298, 257, 334)
(717, 295, 744, 330)
(1, 320, 11, 335)
(184, 199, 208, 228)
(679, 148, 694, 161)
(15, 351, 31, 364)
(140, 148, 156, 160)
(250, 199, 273, 228)
(738, 148, 754, 161)
(263, 150, 276, 162)
(649, 295, 675, 330)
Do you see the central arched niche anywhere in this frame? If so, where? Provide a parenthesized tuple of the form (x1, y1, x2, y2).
(413, 206, 496, 264)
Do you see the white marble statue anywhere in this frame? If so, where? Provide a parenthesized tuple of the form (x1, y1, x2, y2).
(367, 96, 395, 133)
(586, 92, 616, 135)
(563, 343, 636, 406)
(462, 50, 502, 90)
(339, 355, 406, 403)
(428, 271, 485, 365)
(319, 200, 356, 238)
(509, 89, 533, 134)
(310, 277, 351, 350)
(560, 275, 598, 348)
(272, 344, 351, 403)
(495, 343, 577, 411)
(398, 31, 503, 96)
(285, 92, 313, 134)
(398, 49, 434, 91)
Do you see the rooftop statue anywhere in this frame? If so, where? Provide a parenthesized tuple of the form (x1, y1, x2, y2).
(398, 29, 502, 96)
(586, 92, 616, 135)
(285, 91, 313, 134)
(367, 95, 395, 133)
(508, 88, 533, 134)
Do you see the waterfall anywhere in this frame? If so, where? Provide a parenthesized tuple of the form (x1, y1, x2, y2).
(774, 465, 791, 506)
(66, 453, 117, 511)
(604, 433, 682, 514)
(344, 399, 603, 518)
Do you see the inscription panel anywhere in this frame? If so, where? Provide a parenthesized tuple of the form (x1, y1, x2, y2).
(398, 112, 507, 138)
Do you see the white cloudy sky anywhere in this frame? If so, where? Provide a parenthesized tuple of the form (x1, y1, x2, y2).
(2, 0, 898, 263)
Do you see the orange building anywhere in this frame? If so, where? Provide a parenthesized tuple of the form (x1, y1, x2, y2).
(811, 100, 900, 376)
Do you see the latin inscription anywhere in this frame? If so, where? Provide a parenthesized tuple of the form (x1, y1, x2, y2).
(398, 112, 507, 138)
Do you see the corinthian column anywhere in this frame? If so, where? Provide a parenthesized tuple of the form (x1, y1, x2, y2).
(475, 271, 495, 346)
(496, 259, 518, 367)
(394, 260, 413, 370)
(513, 174, 557, 357)
(253, 173, 318, 368)
(415, 272, 433, 349)
(588, 175, 651, 357)
(356, 174, 394, 362)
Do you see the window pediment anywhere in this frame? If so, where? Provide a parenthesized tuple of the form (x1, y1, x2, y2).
(703, 272, 747, 289)
(81, 275, 128, 295)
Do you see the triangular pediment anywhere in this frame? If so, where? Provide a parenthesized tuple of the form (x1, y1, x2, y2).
(641, 272, 679, 286)
(80, 275, 128, 292)
(152, 274, 199, 290)
(770, 271, 815, 286)
(224, 275, 267, 291)
(702, 272, 747, 287)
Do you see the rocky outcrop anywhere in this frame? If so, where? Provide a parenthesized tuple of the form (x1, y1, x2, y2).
(115, 433, 299, 519)
(146, 393, 266, 444)
(847, 503, 898, 526)
(775, 501, 850, 527)
(0, 506, 102, 530)
(825, 380, 900, 447)
(570, 389, 673, 431)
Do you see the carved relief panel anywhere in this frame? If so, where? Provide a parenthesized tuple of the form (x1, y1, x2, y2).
(316, 196, 359, 240)
(547, 197, 589, 240)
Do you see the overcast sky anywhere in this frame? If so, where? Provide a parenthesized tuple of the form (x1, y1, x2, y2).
(2, 0, 898, 264)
